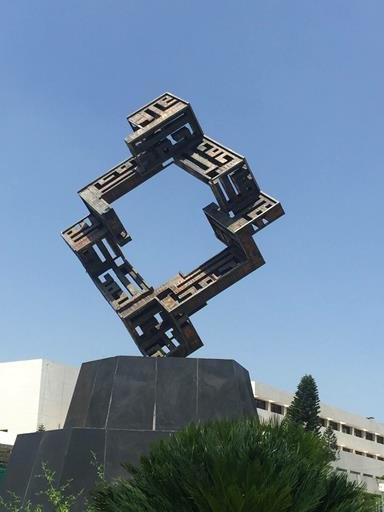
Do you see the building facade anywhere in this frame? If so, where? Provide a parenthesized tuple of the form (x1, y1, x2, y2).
(252, 379, 384, 493)
(0, 359, 79, 444)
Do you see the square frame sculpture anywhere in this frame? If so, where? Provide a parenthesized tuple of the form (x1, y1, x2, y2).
(62, 93, 284, 357)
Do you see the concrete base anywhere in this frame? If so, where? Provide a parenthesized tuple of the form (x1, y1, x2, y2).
(0, 356, 257, 511)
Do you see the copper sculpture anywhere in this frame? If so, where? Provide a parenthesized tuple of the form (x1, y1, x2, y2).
(62, 93, 284, 357)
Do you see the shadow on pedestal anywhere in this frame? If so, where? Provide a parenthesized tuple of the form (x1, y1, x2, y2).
(0, 357, 257, 511)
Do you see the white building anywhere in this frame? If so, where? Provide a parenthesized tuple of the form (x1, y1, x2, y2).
(0, 359, 79, 445)
(252, 379, 384, 493)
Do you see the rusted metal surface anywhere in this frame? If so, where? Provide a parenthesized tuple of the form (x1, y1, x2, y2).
(62, 93, 284, 357)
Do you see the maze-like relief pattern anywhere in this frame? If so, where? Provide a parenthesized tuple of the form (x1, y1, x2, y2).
(62, 92, 284, 357)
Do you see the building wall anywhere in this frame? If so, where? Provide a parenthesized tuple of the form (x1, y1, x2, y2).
(0, 359, 78, 438)
(252, 379, 384, 493)
(0, 432, 17, 446)
(37, 360, 79, 430)
(0, 360, 43, 436)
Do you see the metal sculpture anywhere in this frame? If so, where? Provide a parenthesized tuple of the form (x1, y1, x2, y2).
(62, 93, 284, 357)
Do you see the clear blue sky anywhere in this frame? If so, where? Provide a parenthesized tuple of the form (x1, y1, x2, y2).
(1, 1, 383, 419)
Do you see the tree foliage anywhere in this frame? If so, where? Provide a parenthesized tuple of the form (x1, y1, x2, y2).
(322, 425, 339, 461)
(286, 374, 321, 434)
(91, 417, 374, 512)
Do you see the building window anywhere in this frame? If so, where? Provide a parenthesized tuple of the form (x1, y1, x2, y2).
(378, 456, 384, 462)
(255, 399, 267, 410)
(366, 453, 375, 459)
(355, 450, 364, 456)
(329, 421, 339, 431)
(377, 436, 384, 444)
(366, 432, 374, 441)
(319, 418, 326, 427)
(341, 424, 352, 435)
(342, 447, 352, 453)
(354, 428, 363, 438)
(270, 403, 284, 415)
(363, 473, 373, 478)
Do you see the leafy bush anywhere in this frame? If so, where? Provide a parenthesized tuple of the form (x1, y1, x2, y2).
(92, 417, 376, 512)
(0, 492, 43, 512)
(0, 462, 86, 512)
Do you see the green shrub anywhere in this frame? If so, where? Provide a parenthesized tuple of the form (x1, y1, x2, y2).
(92, 417, 376, 512)
(0, 462, 84, 512)
(0, 492, 43, 512)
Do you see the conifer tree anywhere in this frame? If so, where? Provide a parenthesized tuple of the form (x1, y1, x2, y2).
(322, 425, 339, 461)
(286, 374, 321, 434)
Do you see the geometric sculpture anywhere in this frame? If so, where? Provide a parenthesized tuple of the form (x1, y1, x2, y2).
(62, 93, 284, 358)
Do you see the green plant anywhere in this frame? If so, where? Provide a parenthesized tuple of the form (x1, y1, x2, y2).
(91, 417, 374, 512)
(322, 425, 339, 462)
(84, 452, 108, 512)
(313, 471, 380, 512)
(286, 374, 321, 434)
(38, 462, 82, 512)
(0, 492, 43, 512)
(0, 461, 85, 512)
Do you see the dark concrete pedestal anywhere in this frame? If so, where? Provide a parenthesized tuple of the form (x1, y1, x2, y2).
(0, 357, 257, 511)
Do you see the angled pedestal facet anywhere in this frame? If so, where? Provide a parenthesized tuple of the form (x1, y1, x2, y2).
(0, 357, 257, 512)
